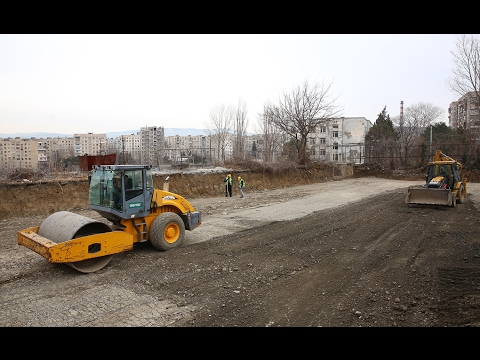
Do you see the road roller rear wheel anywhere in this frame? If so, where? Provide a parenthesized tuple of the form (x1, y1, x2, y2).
(150, 212, 185, 251)
(38, 211, 114, 273)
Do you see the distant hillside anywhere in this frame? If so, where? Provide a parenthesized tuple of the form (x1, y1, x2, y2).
(0, 128, 209, 139)
(0, 132, 73, 139)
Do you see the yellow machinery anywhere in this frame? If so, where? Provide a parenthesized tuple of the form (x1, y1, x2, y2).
(18, 165, 201, 273)
(405, 150, 467, 207)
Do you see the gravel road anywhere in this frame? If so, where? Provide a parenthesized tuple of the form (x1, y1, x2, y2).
(2, 177, 480, 327)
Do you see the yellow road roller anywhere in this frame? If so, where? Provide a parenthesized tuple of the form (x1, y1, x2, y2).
(18, 164, 201, 273)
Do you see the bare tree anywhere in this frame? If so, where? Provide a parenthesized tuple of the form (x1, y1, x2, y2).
(255, 101, 285, 163)
(232, 98, 249, 160)
(206, 104, 234, 164)
(264, 80, 343, 165)
(448, 34, 480, 99)
(392, 102, 444, 167)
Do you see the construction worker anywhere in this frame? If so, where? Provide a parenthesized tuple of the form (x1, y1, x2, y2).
(238, 176, 245, 198)
(224, 173, 233, 197)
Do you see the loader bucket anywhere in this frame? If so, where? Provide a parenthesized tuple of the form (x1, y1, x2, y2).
(405, 187, 453, 206)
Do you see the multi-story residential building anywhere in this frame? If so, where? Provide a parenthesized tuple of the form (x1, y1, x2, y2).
(37, 143, 48, 170)
(111, 133, 141, 163)
(247, 117, 372, 164)
(242, 132, 286, 162)
(0, 137, 39, 171)
(448, 91, 480, 129)
(139, 126, 164, 168)
(185, 134, 208, 163)
(235, 117, 371, 164)
(164, 134, 216, 165)
(243, 134, 262, 160)
(44, 137, 75, 158)
(74, 133, 108, 156)
(37, 137, 76, 170)
(310, 117, 372, 164)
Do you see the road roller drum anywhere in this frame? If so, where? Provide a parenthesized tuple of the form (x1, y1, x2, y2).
(38, 211, 114, 273)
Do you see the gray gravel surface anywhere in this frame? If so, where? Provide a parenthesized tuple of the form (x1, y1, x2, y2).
(2, 177, 480, 327)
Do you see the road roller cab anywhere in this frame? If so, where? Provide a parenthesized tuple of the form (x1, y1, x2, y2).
(88, 164, 157, 222)
(17, 164, 202, 273)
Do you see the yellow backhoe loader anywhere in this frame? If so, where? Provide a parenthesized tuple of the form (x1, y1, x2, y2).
(18, 164, 201, 273)
(405, 150, 467, 207)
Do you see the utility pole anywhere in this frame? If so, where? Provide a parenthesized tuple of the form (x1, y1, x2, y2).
(122, 136, 126, 164)
(430, 124, 433, 161)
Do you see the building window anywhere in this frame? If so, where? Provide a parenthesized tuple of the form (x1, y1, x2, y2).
(333, 153, 339, 161)
(320, 126, 326, 133)
(320, 138, 326, 144)
(333, 142, 338, 150)
(320, 149, 326, 156)
(333, 131, 338, 138)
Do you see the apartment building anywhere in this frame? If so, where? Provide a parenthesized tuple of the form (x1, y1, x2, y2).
(140, 126, 164, 167)
(0, 137, 39, 171)
(247, 117, 372, 164)
(310, 117, 372, 164)
(37, 137, 76, 170)
(448, 91, 480, 129)
(242, 132, 287, 162)
(110, 133, 141, 163)
(74, 133, 108, 157)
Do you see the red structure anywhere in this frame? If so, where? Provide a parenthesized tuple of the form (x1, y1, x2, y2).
(79, 154, 117, 171)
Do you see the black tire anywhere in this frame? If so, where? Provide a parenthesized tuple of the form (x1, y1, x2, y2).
(457, 185, 465, 204)
(150, 212, 185, 251)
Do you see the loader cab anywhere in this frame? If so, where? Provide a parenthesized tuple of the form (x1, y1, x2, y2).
(426, 163, 458, 189)
(88, 165, 154, 222)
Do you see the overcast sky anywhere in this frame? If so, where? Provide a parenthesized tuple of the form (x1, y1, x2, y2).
(0, 34, 460, 135)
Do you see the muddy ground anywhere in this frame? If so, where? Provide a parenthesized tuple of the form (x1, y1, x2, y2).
(2, 168, 480, 327)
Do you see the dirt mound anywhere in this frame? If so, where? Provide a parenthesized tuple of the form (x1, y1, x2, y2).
(0, 164, 355, 219)
(3, 163, 477, 220)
